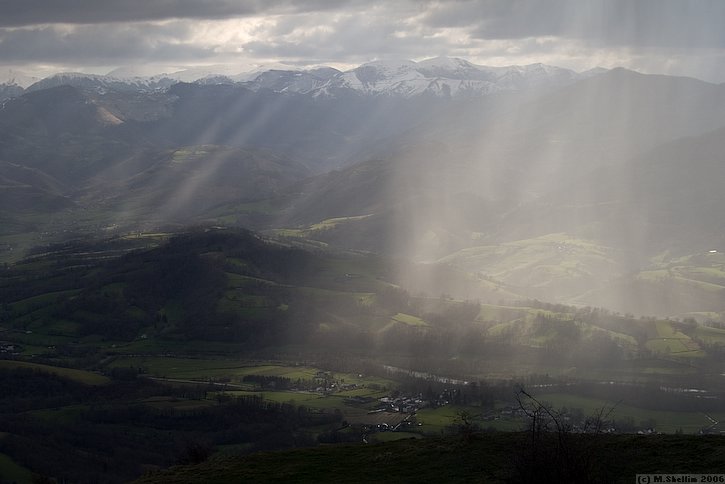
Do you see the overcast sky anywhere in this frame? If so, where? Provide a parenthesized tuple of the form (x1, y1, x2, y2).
(2, 0, 725, 81)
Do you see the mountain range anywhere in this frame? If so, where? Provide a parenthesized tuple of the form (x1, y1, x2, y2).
(2, 57, 725, 318)
(1, 56, 598, 102)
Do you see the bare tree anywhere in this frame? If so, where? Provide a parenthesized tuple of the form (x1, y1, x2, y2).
(513, 386, 617, 483)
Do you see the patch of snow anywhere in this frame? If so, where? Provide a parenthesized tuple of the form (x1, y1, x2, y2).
(0, 68, 39, 88)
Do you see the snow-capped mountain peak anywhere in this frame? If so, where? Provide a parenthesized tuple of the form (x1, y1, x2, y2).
(312, 57, 590, 98)
(25, 72, 176, 93)
(341, 59, 422, 92)
(1, 56, 608, 102)
(417, 55, 473, 69)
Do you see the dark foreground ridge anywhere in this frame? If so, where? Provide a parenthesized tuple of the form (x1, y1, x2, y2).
(135, 433, 725, 484)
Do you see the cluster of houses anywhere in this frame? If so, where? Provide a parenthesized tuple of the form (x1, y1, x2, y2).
(285, 372, 677, 436)
(307, 370, 360, 394)
(375, 395, 427, 414)
(369, 389, 458, 415)
(0, 341, 21, 354)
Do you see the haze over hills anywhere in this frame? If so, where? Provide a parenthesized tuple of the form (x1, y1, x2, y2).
(2, 58, 725, 317)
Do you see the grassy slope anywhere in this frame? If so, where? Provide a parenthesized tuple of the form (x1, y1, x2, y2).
(575, 252, 725, 317)
(0, 451, 33, 483)
(135, 433, 725, 484)
(439, 234, 725, 318)
(0, 360, 110, 385)
(438, 233, 621, 298)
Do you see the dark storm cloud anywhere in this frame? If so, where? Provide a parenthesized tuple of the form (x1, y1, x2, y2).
(421, 0, 725, 48)
(0, 23, 215, 63)
(1, 0, 723, 81)
(0, 0, 360, 27)
(2, 0, 724, 52)
(241, 11, 444, 62)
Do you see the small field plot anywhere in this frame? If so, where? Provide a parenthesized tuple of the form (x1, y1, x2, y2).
(391, 313, 429, 327)
(643, 320, 704, 357)
(415, 405, 484, 434)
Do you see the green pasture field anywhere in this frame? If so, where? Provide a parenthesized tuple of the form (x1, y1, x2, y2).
(226, 272, 282, 288)
(645, 338, 702, 356)
(486, 319, 529, 337)
(270, 228, 307, 238)
(638, 271, 724, 294)
(0, 451, 33, 483)
(98, 337, 244, 355)
(170, 146, 216, 163)
(6, 328, 76, 347)
(271, 216, 376, 245)
(29, 405, 89, 425)
(308, 215, 373, 232)
(439, 233, 618, 287)
(391, 313, 429, 327)
(638, 320, 704, 357)
(39, 319, 82, 335)
(655, 321, 685, 338)
(675, 266, 725, 286)
(119, 232, 172, 242)
(9, 290, 79, 313)
(417, 404, 526, 434)
(212, 390, 369, 416)
(254, 391, 348, 410)
(0, 360, 110, 385)
(140, 397, 217, 411)
(108, 358, 318, 380)
(695, 325, 725, 344)
(587, 326, 638, 347)
(334, 387, 388, 399)
(535, 393, 725, 433)
(369, 431, 423, 443)
(107, 358, 395, 389)
(416, 405, 474, 434)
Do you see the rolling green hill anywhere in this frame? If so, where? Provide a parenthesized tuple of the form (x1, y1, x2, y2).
(3, 228, 725, 482)
(3, 227, 721, 384)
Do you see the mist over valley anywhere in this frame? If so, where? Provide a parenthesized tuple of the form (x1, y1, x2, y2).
(3, 63, 725, 317)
